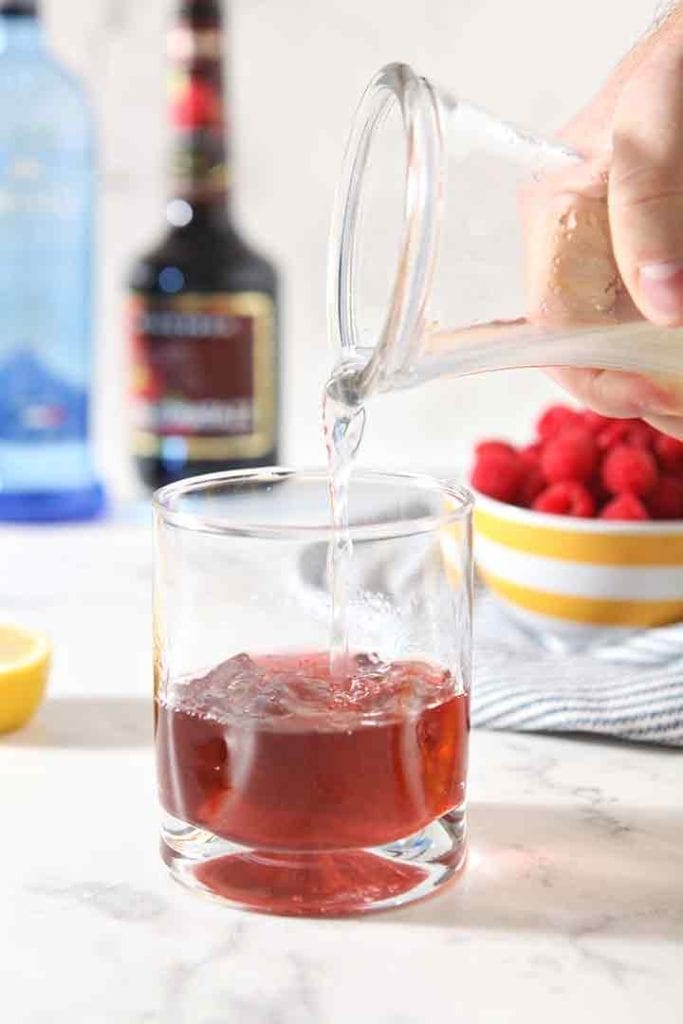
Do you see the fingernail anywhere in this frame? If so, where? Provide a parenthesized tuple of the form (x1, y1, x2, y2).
(639, 260, 683, 317)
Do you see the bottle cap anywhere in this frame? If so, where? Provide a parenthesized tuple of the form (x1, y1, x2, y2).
(0, 1, 39, 15)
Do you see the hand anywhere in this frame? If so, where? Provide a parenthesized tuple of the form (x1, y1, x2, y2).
(526, 5, 683, 438)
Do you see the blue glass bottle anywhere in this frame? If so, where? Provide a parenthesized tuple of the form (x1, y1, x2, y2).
(0, 0, 103, 521)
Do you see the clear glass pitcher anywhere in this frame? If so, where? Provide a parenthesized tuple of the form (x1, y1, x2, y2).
(327, 63, 683, 403)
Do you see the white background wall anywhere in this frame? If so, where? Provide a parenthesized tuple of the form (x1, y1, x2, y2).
(42, 0, 658, 495)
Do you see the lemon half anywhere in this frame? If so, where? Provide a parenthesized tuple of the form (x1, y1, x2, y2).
(0, 625, 51, 734)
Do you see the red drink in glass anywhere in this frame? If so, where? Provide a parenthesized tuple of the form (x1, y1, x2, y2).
(156, 652, 468, 914)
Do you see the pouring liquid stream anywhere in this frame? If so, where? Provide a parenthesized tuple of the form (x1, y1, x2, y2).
(323, 366, 366, 678)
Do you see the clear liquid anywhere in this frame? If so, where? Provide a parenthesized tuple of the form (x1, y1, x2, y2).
(322, 365, 366, 676)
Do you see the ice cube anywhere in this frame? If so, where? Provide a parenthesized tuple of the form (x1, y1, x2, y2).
(179, 653, 266, 720)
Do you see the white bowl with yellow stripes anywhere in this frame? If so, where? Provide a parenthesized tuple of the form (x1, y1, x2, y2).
(473, 492, 683, 646)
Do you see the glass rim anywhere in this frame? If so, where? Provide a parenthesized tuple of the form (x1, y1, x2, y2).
(153, 467, 473, 541)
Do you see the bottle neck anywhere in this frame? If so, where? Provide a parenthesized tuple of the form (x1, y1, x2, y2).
(167, 0, 230, 225)
(0, 11, 43, 53)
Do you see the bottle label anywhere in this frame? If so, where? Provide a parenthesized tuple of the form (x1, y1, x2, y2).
(0, 136, 92, 445)
(0, 350, 87, 442)
(130, 292, 276, 461)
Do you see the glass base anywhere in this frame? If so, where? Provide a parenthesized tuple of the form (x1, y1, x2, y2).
(0, 482, 105, 522)
(160, 809, 467, 918)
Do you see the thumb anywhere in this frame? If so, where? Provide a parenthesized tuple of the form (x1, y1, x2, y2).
(608, 23, 683, 326)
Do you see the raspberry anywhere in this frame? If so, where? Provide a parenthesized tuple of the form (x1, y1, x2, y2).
(533, 482, 596, 517)
(648, 475, 683, 519)
(583, 411, 614, 433)
(602, 444, 658, 496)
(541, 428, 599, 484)
(536, 405, 584, 441)
(518, 465, 546, 507)
(471, 451, 523, 503)
(597, 419, 654, 451)
(475, 439, 517, 460)
(654, 433, 683, 473)
(601, 494, 650, 521)
(519, 442, 543, 467)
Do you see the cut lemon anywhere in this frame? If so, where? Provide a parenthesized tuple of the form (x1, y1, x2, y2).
(0, 624, 51, 734)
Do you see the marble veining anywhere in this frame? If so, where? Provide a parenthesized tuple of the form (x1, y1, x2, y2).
(25, 880, 168, 923)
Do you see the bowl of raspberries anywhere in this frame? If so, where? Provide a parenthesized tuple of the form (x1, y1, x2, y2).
(470, 404, 683, 642)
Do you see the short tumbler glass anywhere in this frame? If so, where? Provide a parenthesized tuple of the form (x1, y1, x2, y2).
(153, 469, 473, 917)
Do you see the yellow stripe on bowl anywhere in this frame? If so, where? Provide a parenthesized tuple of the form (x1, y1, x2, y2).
(474, 507, 683, 566)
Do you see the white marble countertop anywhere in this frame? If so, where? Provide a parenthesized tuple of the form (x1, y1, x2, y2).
(1, 521, 682, 1024)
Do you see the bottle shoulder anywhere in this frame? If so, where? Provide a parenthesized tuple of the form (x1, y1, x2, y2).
(0, 50, 91, 131)
(130, 219, 278, 296)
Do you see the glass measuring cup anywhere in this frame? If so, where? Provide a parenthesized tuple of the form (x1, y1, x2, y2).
(328, 63, 683, 403)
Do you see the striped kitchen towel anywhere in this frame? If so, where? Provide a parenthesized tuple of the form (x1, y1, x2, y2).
(473, 589, 683, 746)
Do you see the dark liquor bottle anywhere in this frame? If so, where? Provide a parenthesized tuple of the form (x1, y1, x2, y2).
(128, 0, 278, 489)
